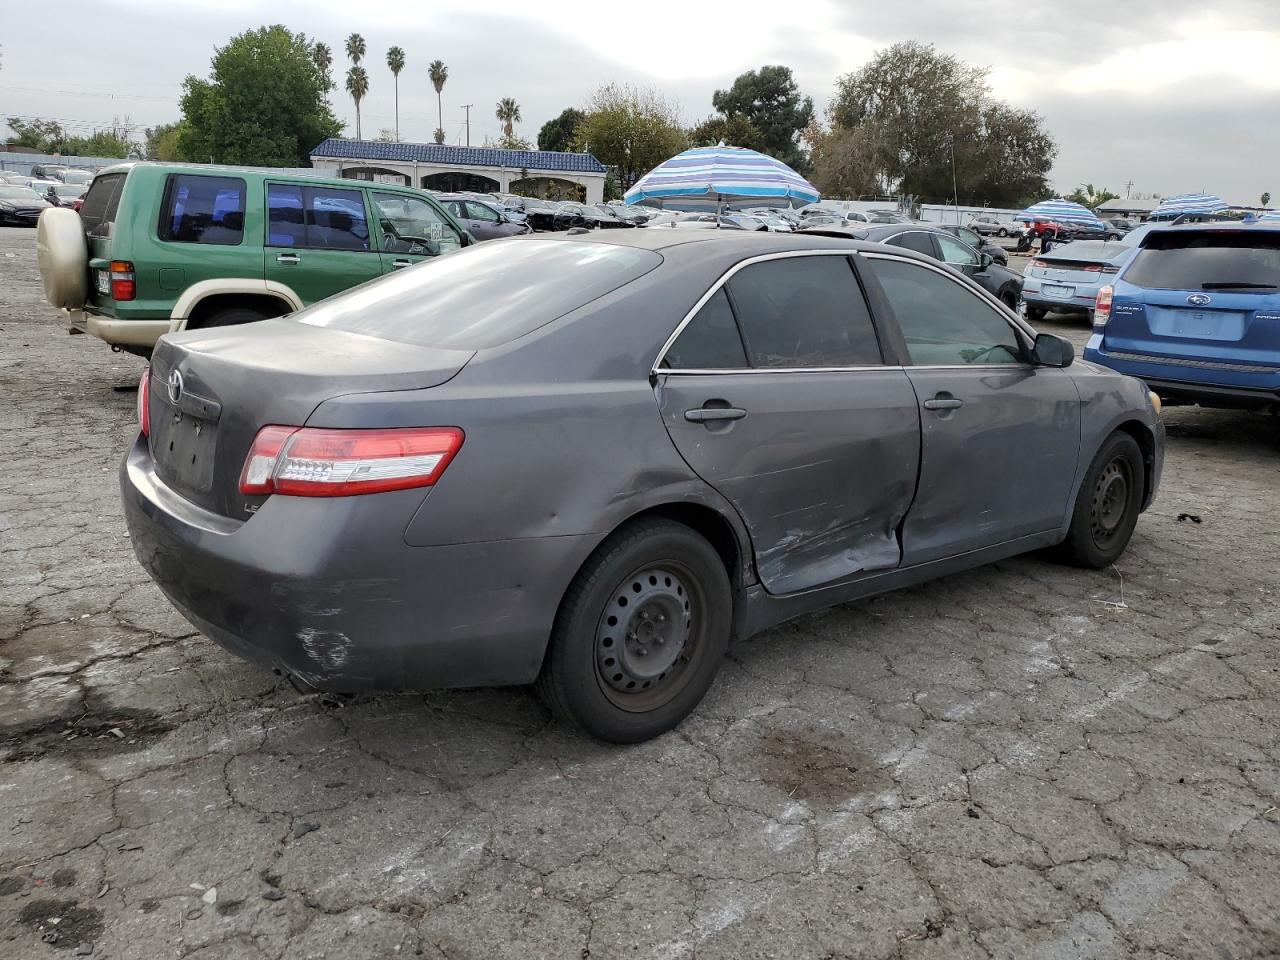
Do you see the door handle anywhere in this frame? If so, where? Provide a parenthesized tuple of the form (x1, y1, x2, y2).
(391, 259, 413, 269)
(685, 406, 747, 423)
(922, 396, 964, 411)
(276, 253, 300, 264)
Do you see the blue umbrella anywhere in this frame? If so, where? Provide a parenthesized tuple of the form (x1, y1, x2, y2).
(1260, 210, 1280, 221)
(624, 145, 819, 211)
(1015, 199, 1105, 228)
(1151, 193, 1228, 218)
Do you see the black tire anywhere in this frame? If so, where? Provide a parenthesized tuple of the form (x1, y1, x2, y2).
(188, 305, 271, 330)
(537, 519, 732, 743)
(997, 227, 1008, 238)
(1025, 306, 1048, 322)
(1056, 432, 1145, 568)
(1107, 233, 1121, 241)
(1000, 290, 1018, 311)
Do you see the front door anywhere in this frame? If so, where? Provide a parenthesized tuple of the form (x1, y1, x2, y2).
(655, 254, 922, 595)
(369, 190, 467, 273)
(861, 253, 1081, 566)
(264, 182, 384, 305)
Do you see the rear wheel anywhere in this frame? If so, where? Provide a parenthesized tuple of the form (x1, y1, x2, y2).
(997, 227, 1008, 237)
(1000, 290, 1018, 310)
(187, 305, 272, 330)
(1056, 432, 1145, 568)
(1025, 305, 1047, 322)
(537, 519, 731, 743)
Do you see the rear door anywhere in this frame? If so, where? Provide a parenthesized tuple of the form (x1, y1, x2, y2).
(655, 253, 921, 595)
(861, 253, 1081, 565)
(264, 182, 383, 305)
(1104, 229, 1280, 372)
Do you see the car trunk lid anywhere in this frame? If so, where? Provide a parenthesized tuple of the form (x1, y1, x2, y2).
(147, 319, 474, 519)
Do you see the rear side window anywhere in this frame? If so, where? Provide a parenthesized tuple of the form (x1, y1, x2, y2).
(726, 256, 883, 367)
(1125, 231, 1280, 291)
(662, 289, 748, 370)
(296, 239, 661, 349)
(267, 184, 371, 251)
(79, 173, 126, 236)
(158, 175, 245, 245)
(888, 232, 936, 256)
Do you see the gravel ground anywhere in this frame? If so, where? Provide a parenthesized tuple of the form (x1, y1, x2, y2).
(2, 226, 1279, 960)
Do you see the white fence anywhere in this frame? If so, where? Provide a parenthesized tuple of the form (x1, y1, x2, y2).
(917, 204, 1024, 225)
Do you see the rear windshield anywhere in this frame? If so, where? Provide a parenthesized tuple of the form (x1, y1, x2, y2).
(79, 173, 126, 235)
(1126, 231, 1280, 290)
(296, 239, 662, 349)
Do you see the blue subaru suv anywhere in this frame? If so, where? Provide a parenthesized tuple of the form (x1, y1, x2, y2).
(1084, 223, 1280, 410)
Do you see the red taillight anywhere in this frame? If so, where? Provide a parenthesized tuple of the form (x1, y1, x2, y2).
(1082, 264, 1102, 273)
(239, 426, 464, 497)
(1094, 284, 1114, 328)
(137, 365, 150, 437)
(110, 260, 135, 301)
(1031, 259, 1048, 268)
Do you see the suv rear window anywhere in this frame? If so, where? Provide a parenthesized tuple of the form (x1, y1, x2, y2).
(158, 174, 246, 245)
(296, 239, 661, 349)
(1126, 231, 1280, 291)
(79, 173, 126, 236)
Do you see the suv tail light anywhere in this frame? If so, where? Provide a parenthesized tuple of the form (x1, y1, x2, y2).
(1094, 285, 1114, 328)
(110, 260, 136, 301)
(1031, 259, 1048, 268)
(239, 426, 464, 497)
(136, 365, 151, 436)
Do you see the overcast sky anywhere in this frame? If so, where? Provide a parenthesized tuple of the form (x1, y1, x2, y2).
(2, 0, 1277, 203)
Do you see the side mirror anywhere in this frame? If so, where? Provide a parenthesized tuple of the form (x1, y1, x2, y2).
(979, 252, 993, 270)
(1032, 332, 1074, 368)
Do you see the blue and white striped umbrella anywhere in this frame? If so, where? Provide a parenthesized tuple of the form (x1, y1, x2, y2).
(1152, 193, 1228, 218)
(1260, 210, 1280, 221)
(624, 145, 819, 211)
(1014, 199, 1105, 228)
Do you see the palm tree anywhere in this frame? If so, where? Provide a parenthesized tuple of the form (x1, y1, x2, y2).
(495, 97, 521, 140)
(429, 60, 448, 146)
(386, 46, 405, 141)
(312, 42, 333, 91)
(346, 66, 369, 139)
(345, 33, 365, 65)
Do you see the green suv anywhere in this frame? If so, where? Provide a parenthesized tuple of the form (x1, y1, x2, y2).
(37, 162, 471, 355)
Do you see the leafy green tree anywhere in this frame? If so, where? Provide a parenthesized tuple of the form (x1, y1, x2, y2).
(312, 42, 333, 91)
(6, 117, 66, 152)
(144, 122, 185, 160)
(177, 25, 342, 166)
(484, 133, 532, 151)
(1066, 183, 1120, 211)
(62, 130, 131, 158)
(538, 108, 585, 152)
(710, 65, 813, 170)
(346, 66, 369, 139)
(573, 83, 687, 189)
(429, 60, 448, 145)
(345, 33, 365, 65)
(688, 113, 761, 149)
(386, 46, 405, 141)
(824, 41, 1055, 206)
(495, 98, 522, 139)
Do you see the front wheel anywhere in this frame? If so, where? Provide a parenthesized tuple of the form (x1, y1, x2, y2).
(997, 227, 1008, 237)
(1056, 432, 1145, 568)
(1025, 305, 1048, 322)
(537, 519, 732, 743)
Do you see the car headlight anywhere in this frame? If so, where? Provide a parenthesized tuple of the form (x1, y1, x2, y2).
(1148, 390, 1162, 415)
(0, 201, 13, 211)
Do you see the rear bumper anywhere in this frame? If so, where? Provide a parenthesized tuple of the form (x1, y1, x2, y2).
(121, 436, 599, 691)
(67, 309, 169, 347)
(1085, 339, 1280, 408)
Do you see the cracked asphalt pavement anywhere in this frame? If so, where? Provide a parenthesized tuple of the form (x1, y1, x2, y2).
(2, 227, 1279, 959)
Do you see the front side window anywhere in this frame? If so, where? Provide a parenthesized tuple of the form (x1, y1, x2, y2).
(159, 174, 245, 245)
(372, 192, 464, 256)
(662, 289, 748, 370)
(865, 257, 1023, 366)
(888, 231, 936, 257)
(937, 234, 980, 267)
(726, 256, 883, 368)
(267, 184, 370, 251)
(465, 201, 501, 223)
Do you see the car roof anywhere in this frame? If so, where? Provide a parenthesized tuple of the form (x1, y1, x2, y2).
(1128, 220, 1280, 246)
(92, 160, 436, 196)
(542, 225, 900, 258)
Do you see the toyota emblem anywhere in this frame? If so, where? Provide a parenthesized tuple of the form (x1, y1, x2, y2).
(167, 368, 184, 405)
(1186, 293, 1212, 307)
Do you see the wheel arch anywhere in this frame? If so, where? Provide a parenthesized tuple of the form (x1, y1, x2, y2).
(169, 279, 303, 330)
(1112, 418, 1158, 507)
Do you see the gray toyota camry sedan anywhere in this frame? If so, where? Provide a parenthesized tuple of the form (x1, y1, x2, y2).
(122, 231, 1164, 743)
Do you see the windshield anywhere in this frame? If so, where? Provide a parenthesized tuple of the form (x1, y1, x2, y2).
(1125, 231, 1280, 290)
(297, 239, 662, 349)
(0, 187, 42, 201)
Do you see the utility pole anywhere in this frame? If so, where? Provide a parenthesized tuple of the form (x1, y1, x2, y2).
(462, 104, 473, 147)
(1124, 179, 1134, 198)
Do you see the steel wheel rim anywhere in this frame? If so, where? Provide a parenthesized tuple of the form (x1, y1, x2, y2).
(594, 562, 702, 712)
(1090, 459, 1131, 547)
